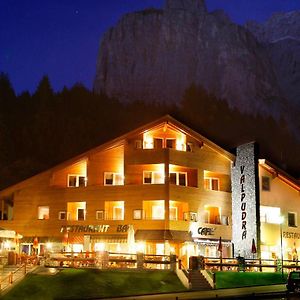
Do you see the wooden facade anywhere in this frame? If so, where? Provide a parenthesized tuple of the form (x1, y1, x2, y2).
(1, 115, 299, 262)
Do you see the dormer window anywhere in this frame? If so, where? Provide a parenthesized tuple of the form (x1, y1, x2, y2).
(68, 175, 86, 187)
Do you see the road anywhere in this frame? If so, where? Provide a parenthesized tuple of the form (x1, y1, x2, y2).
(106, 284, 290, 300)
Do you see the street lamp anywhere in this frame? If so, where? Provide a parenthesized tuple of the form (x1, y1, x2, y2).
(279, 216, 284, 280)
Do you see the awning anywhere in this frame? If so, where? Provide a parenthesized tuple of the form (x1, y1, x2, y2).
(21, 237, 61, 243)
(194, 238, 232, 247)
(91, 234, 127, 244)
(135, 230, 193, 242)
(0, 228, 22, 239)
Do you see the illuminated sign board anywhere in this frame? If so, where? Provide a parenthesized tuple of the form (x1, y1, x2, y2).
(231, 142, 259, 258)
(60, 224, 129, 233)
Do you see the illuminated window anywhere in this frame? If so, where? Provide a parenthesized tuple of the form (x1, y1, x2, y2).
(169, 172, 187, 186)
(204, 178, 219, 191)
(133, 209, 142, 220)
(67, 202, 86, 221)
(113, 206, 124, 220)
(262, 176, 270, 191)
(152, 205, 165, 220)
(288, 212, 297, 227)
(260, 206, 281, 224)
(96, 210, 104, 220)
(58, 211, 66, 220)
(184, 212, 197, 222)
(68, 175, 86, 187)
(156, 243, 164, 255)
(105, 201, 124, 220)
(204, 206, 221, 224)
(104, 172, 123, 186)
(143, 171, 164, 184)
(38, 206, 49, 220)
(169, 207, 178, 220)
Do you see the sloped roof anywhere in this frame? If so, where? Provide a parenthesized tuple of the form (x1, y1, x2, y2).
(0, 115, 234, 193)
(259, 159, 300, 192)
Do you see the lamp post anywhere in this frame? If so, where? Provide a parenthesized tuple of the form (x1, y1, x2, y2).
(279, 216, 284, 280)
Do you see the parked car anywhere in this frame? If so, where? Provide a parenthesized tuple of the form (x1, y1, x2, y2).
(287, 271, 300, 293)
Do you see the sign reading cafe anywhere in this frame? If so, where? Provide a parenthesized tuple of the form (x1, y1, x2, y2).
(231, 142, 259, 258)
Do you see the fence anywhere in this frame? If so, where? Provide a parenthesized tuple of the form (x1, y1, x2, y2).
(0, 264, 29, 291)
(44, 251, 176, 270)
(203, 256, 300, 273)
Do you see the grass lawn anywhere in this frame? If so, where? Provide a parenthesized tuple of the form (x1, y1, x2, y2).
(215, 271, 288, 289)
(2, 269, 187, 300)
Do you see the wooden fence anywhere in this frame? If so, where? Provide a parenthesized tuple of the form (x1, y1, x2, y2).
(44, 251, 176, 270)
(203, 256, 300, 272)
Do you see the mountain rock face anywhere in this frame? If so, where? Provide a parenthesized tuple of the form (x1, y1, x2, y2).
(94, 0, 295, 117)
(246, 11, 300, 108)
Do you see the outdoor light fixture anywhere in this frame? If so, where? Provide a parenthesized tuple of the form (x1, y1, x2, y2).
(46, 242, 52, 250)
(3, 241, 11, 249)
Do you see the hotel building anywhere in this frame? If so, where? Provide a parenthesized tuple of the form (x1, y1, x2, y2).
(0, 115, 299, 264)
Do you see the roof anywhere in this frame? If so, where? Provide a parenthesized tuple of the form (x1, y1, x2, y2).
(259, 159, 300, 192)
(0, 115, 235, 193)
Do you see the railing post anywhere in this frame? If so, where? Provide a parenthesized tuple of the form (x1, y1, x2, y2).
(170, 254, 176, 271)
(137, 252, 144, 269)
(9, 272, 13, 284)
(259, 258, 262, 272)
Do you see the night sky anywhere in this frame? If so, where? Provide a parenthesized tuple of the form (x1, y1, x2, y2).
(1, 0, 300, 95)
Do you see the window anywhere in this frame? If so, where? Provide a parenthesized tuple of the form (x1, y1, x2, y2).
(262, 176, 270, 191)
(152, 205, 165, 220)
(260, 206, 281, 224)
(104, 201, 124, 220)
(58, 211, 66, 220)
(133, 209, 142, 220)
(169, 207, 178, 220)
(169, 172, 187, 186)
(96, 210, 104, 220)
(68, 175, 86, 187)
(113, 206, 124, 220)
(77, 208, 85, 220)
(166, 139, 176, 149)
(184, 212, 197, 221)
(67, 202, 86, 221)
(154, 138, 163, 149)
(288, 212, 297, 227)
(221, 215, 229, 225)
(204, 178, 219, 191)
(143, 171, 152, 184)
(104, 172, 123, 186)
(38, 206, 49, 220)
(135, 140, 142, 149)
(186, 142, 193, 152)
(204, 206, 221, 224)
(143, 171, 164, 184)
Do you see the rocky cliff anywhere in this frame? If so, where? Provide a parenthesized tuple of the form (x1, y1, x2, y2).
(94, 0, 297, 118)
(246, 11, 300, 108)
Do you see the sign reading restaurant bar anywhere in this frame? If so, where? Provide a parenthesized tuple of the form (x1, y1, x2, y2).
(231, 142, 260, 258)
(60, 225, 130, 233)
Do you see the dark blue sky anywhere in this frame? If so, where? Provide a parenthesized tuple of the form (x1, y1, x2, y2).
(1, 0, 300, 94)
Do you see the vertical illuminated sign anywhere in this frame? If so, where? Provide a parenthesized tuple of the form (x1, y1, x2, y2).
(231, 142, 260, 258)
